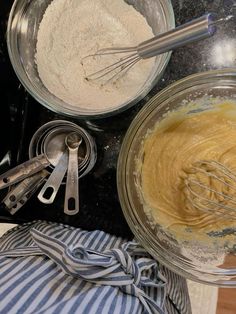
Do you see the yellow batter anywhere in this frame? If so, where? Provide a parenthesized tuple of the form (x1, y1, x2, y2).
(140, 101, 236, 239)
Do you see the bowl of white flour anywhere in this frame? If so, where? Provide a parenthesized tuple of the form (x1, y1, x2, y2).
(7, 0, 174, 118)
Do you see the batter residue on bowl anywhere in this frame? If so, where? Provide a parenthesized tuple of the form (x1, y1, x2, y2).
(139, 100, 236, 243)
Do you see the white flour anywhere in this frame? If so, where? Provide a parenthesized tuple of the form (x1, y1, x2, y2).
(36, 0, 154, 111)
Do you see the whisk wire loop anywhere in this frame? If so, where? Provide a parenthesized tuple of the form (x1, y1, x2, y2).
(85, 52, 140, 81)
(192, 161, 236, 192)
(184, 160, 236, 220)
(186, 188, 236, 220)
(102, 56, 141, 84)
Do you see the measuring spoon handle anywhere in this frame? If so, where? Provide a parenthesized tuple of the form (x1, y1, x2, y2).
(64, 148, 79, 215)
(3, 170, 48, 209)
(3, 170, 48, 214)
(38, 152, 68, 204)
(0, 154, 49, 189)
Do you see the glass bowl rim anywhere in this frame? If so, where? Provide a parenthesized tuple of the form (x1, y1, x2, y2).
(6, 0, 175, 119)
(117, 67, 236, 287)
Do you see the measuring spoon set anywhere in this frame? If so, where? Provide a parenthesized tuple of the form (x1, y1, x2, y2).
(0, 120, 96, 215)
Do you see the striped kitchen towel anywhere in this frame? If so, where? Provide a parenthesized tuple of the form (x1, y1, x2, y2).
(0, 221, 191, 314)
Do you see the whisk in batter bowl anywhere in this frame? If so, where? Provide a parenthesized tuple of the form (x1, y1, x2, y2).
(182, 160, 236, 220)
(117, 70, 236, 285)
(139, 99, 236, 236)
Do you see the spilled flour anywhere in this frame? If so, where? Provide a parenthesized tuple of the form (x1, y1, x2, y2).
(36, 0, 154, 111)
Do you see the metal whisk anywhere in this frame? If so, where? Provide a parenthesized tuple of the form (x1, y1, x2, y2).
(183, 160, 236, 220)
(84, 13, 234, 82)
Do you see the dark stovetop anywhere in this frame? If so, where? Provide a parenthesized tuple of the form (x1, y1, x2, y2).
(0, 0, 236, 239)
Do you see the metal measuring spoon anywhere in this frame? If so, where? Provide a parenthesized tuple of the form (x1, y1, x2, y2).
(37, 128, 70, 204)
(64, 132, 83, 215)
(4, 170, 48, 213)
(37, 151, 68, 204)
(0, 154, 49, 189)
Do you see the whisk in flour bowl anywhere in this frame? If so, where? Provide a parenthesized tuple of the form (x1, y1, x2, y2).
(7, 0, 174, 118)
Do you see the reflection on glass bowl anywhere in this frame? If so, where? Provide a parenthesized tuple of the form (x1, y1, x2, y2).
(117, 68, 236, 286)
(7, 0, 174, 118)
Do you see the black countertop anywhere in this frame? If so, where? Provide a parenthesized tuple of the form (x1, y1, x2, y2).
(0, 0, 236, 239)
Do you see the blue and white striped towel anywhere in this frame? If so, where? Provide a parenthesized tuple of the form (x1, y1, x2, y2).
(0, 221, 191, 314)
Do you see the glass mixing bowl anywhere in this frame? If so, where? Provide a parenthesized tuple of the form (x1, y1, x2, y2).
(117, 68, 236, 286)
(7, 0, 174, 119)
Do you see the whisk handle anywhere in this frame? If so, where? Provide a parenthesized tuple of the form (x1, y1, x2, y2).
(137, 14, 216, 59)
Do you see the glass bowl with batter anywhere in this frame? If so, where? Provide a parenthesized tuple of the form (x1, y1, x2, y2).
(117, 68, 236, 286)
(7, 0, 174, 118)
